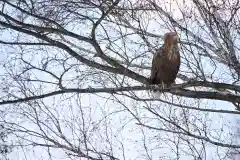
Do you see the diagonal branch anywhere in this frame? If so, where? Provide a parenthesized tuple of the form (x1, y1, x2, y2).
(137, 123, 240, 148)
(0, 20, 150, 84)
(0, 40, 53, 46)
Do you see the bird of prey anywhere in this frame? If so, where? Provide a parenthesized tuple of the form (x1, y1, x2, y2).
(150, 32, 180, 90)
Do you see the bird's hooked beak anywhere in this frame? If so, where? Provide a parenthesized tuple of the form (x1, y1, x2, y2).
(173, 34, 180, 43)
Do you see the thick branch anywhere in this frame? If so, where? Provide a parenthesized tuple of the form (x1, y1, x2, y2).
(0, 81, 239, 106)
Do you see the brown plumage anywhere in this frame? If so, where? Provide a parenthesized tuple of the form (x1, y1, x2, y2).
(150, 32, 180, 88)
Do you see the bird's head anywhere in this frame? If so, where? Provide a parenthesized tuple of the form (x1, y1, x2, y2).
(164, 32, 179, 45)
(163, 32, 180, 59)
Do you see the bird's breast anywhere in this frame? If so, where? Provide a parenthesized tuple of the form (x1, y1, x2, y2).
(168, 52, 180, 62)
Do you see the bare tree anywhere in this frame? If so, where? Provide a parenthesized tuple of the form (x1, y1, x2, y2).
(0, 0, 239, 159)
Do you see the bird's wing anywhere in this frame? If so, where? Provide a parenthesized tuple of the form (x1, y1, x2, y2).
(150, 47, 166, 84)
(170, 50, 181, 82)
(164, 48, 181, 85)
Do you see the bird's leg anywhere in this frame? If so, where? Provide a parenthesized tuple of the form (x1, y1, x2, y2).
(161, 81, 165, 91)
(161, 81, 166, 91)
(155, 84, 159, 90)
(157, 81, 165, 92)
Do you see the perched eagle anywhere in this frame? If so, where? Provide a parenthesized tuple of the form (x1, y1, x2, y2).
(150, 32, 180, 89)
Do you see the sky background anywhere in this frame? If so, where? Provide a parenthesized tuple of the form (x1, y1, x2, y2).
(0, 0, 239, 160)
